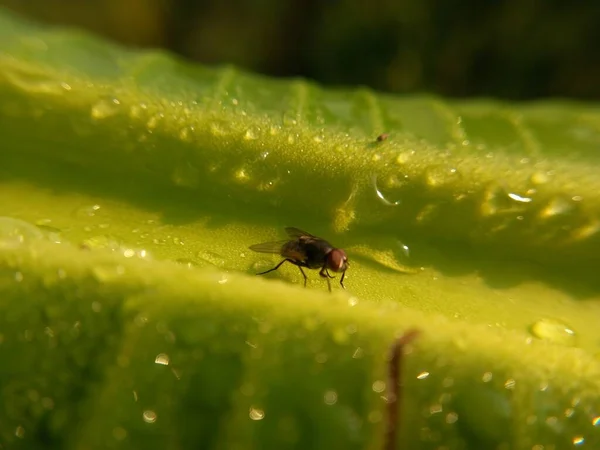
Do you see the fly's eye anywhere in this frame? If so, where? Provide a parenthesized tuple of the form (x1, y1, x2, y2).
(328, 249, 348, 272)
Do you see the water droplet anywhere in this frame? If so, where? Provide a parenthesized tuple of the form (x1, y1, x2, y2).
(315, 352, 328, 364)
(592, 416, 600, 426)
(573, 436, 585, 446)
(417, 371, 430, 380)
(234, 168, 250, 183)
(175, 258, 197, 268)
(481, 187, 528, 216)
(530, 171, 550, 185)
(540, 197, 575, 218)
(398, 241, 410, 258)
(249, 407, 265, 421)
(142, 410, 157, 423)
(260, 151, 270, 160)
(530, 318, 577, 346)
(352, 347, 364, 359)
(429, 403, 443, 414)
(507, 192, 533, 203)
(91, 98, 121, 120)
(196, 250, 225, 267)
(396, 150, 415, 165)
(0, 217, 44, 248)
(244, 127, 259, 140)
(482, 372, 493, 382)
(155, 353, 170, 365)
(35, 219, 61, 233)
(446, 412, 459, 424)
(372, 380, 386, 393)
(425, 165, 459, 187)
(179, 127, 192, 142)
(92, 264, 126, 282)
(324, 390, 338, 405)
(75, 204, 101, 217)
(372, 174, 403, 206)
(348, 297, 359, 307)
(81, 236, 121, 252)
(15, 425, 25, 438)
(504, 379, 516, 390)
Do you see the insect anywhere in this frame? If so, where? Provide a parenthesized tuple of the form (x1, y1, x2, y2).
(249, 227, 349, 291)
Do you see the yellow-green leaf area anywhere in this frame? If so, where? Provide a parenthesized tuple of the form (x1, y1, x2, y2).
(0, 7, 599, 450)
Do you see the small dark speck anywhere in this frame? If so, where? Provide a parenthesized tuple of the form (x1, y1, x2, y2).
(376, 133, 389, 142)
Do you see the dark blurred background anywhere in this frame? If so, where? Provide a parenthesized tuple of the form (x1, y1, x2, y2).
(2, 0, 599, 100)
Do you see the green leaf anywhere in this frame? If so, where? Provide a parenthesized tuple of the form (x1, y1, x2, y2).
(0, 7, 599, 449)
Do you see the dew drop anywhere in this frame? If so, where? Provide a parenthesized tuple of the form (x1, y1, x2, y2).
(196, 250, 225, 267)
(92, 264, 126, 282)
(446, 412, 459, 424)
(91, 98, 121, 120)
(530, 318, 577, 346)
(234, 168, 250, 183)
(572, 436, 585, 446)
(348, 296, 359, 307)
(352, 347, 364, 359)
(530, 171, 550, 185)
(372, 175, 402, 206)
(324, 390, 338, 405)
(244, 128, 259, 140)
(249, 407, 265, 421)
(15, 425, 25, 438)
(81, 236, 121, 252)
(0, 217, 44, 248)
(368, 411, 382, 423)
(417, 371, 430, 380)
(155, 353, 170, 365)
(592, 416, 600, 427)
(315, 352, 328, 364)
(372, 380, 386, 393)
(540, 197, 574, 218)
(142, 410, 157, 423)
(210, 122, 226, 136)
(507, 192, 533, 203)
(425, 165, 459, 187)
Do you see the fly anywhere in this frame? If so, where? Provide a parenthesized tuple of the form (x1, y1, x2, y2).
(249, 227, 349, 292)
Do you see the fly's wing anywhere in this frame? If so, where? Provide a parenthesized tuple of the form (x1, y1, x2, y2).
(285, 227, 316, 239)
(248, 240, 288, 254)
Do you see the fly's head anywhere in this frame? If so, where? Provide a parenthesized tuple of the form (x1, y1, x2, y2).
(327, 248, 348, 273)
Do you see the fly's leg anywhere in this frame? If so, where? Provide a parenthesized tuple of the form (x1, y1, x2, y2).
(319, 266, 333, 292)
(340, 270, 346, 289)
(297, 266, 308, 287)
(256, 259, 294, 276)
(257, 259, 309, 288)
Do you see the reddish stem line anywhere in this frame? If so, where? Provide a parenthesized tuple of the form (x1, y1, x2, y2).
(384, 329, 421, 450)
